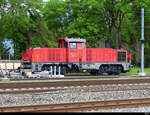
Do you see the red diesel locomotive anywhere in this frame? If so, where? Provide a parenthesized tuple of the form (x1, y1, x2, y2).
(21, 37, 131, 75)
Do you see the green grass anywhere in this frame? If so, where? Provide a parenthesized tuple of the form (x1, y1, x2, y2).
(121, 67, 150, 75)
(66, 67, 150, 76)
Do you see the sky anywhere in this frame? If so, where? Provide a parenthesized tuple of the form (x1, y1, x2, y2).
(3, 39, 14, 56)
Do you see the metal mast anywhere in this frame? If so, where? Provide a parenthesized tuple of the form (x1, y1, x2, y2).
(140, 8, 146, 75)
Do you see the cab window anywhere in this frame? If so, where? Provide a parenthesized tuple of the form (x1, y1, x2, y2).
(82, 43, 84, 48)
(70, 43, 77, 49)
(64, 42, 68, 48)
(59, 41, 62, 48)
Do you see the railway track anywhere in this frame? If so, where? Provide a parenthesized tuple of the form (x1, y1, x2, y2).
(1, 77, 150, 90)
(2, 74, 150, 81)
(1, 82, 150, 94)
(0, 76, 150, 95)
(1, 98, 150, 112)
(1, 75, 122, 81)
(1, 76, 150, 112)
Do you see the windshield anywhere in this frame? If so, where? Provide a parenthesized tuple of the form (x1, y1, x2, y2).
(69, 43, 77, 49)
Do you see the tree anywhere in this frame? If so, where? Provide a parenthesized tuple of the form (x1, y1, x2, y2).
(103, 0, 132, 49)
(43, 0, 104, 48)
(0, 0, 56, 59)
(1, 0, 150, 67)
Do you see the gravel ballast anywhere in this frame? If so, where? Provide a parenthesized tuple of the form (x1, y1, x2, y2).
(1, 84, 150, 112)
(87, 106, 150, 112)
(0, 88, 150, 107)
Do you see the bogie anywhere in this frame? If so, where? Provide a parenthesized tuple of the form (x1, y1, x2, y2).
(99, 65, 123, 75)
(90, 70, 99, 75)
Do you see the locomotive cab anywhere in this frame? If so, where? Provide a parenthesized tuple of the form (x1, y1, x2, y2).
(57, 37, 87, 72)
(58, 38, 68, 48)
(57, 37, 86, 62)
(57, 37, 86, 49)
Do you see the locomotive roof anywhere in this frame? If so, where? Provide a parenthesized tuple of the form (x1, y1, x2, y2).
(58, 37, 86, 43)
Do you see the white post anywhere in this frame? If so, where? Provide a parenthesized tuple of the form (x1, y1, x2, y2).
(58, 66, 60, 76)
(139, 8, 146, 76)
(54, 66, 56, 78)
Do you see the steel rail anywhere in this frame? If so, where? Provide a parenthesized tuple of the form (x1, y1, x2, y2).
(0, 77, 150, 96)
(5, 75, 150, 81)
(1, 84, 150, 94)
(0, 74, 149, 81)
(1, 78, 150, 90)
(1, 98, 150, 112)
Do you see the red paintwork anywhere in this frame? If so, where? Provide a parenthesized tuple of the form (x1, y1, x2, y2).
(25, 49, 33, 62)
(68, 49, 86, 63)
(127, 54, 131, 63)
(21, 38, 128, 63)
(22, 48, 66, 63)
(21, 53, 29, 61)
(86, 48, 117, 62)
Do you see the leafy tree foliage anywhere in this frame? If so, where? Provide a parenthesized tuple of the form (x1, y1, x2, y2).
(1, 0, 150, 67)
(0, 0, 56, 59)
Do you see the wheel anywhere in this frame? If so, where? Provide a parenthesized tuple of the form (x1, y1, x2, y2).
(114, 66, 122, 75)
(60, 66, 67, 74)
(99, 66, 104, 73)
(90, 70, 98, 75)
(114, 72, 120, 75)
(108, 72, 113, 75)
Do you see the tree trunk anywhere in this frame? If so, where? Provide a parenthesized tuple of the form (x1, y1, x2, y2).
(99, 38, 105, 48)
(26, 30, 32, 48)
(116, 28, 120, 49)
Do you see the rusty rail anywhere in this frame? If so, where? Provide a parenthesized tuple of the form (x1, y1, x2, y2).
(1, 98, 150, 112)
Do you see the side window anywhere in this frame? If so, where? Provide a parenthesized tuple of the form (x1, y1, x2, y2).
(82, 43, 84, 48)
(64, 42, 68, 48)
(59, 41, 62, 48)
(70, 43, 77, 49)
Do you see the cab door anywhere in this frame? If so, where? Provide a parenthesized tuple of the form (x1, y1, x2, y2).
(68, 42, 86, 63)
(68, 42, 78, 63)
(77, 42, 86, 63)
